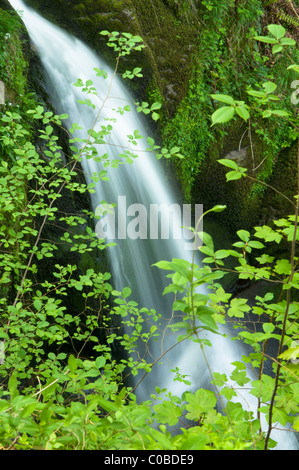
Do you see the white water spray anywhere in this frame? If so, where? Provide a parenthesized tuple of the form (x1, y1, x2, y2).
(8, 0, 298, 449)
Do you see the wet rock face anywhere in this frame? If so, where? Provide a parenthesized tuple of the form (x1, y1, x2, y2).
(21, 0, 197, 116)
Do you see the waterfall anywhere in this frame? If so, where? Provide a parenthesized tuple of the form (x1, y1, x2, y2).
(8, 0, 298, 450)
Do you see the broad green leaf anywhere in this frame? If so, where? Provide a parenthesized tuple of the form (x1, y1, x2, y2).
(254, 225, 283, 243)
(150, 102, 162, 111)
(210, 94, 236, 105)
(226, 170, 243, 181)
(248, 240, 264, 249)
(267, 24, 286, 40)
(150, 428, 173, 450)
(153, 400, 182, 426)
(153, 260, 174, 271)
(254, 35, 277, 44)
(211, 106, 235, 125)
(184, 389, 217, 421)
(235, 106, 250, 121)
(279, 344, 299, 362)
(272, 44, 283, 54)
(179, 433, 208, 450)
(280, 37, 296, 46)
(169, 321, 191, 331)
(217, 158, 239, 170)
(274, 259, 291, 275)
(294, 416, 299, 432)
(288, 64, 299, 74)
(20, 402, 37, 418)
(8, 372, 19, 398)
(227, 298, 251, 318)
(122, 286, 131, 298)
(68, 354, 77, 374)
(95, 356, 106, 369)
(270, 109, 290, 117)
(247, 89, 267, 98)
(262, 82, 277, 94)
(237, 229, 250, 243)
(262, 110, 273, 118)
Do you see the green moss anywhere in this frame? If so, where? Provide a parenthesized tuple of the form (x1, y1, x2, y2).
(0, 8, 28, 96)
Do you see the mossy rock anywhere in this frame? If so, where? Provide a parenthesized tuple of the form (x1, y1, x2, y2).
(22, 0, 198, 115)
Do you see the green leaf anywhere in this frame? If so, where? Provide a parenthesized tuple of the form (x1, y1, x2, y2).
(122, 286, 131, 299)
(153, 260, 174, 271)
(247, 89, 267, 98)
(227, 298, 251, 318)
(95, 356, 106, 369)
(179, 433, 208, 450)
(150, 428, 173, 450)
(210, 94, 236, 105)
(237, 229, 250, 243)
(274, 259, 291, 275)
(287, 64, 299, 74)
(280, 37, 296, 46)
(209, 204, 227, 213)
(217, 158, 239, 170)
(68, 354, 77, 374)
(270, 109, 290, 117)
(235, 106, 250, 121)
(211, 106, 235, 125)
(150, 102, 162, 111)
(20, 402, 37, 418)
(8, 372, 19, 398)
(226, 170, 243, 181)
(254, 35, 277, 44)
(267, 24, 286, 40)
(272, 44, 283, 54)
(184, 389, 217, 421)
(248, 240, 265, 249)
(153, 400, 182, 426)
(262, 82, 277, 94)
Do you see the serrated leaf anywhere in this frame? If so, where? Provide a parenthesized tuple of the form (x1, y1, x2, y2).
(211, 106, 235, 125)
(274, 259, 291, 275)
(210, 94, 236, 105)
(235, 106, 250, 121)
(153, 400, 182, 426)
(184, 389, 217, 421)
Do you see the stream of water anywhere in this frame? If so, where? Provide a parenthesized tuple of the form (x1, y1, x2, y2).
(8, 0, 299, 450)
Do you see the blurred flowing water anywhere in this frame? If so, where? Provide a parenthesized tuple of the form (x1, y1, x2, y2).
(8, 0, 298, 449)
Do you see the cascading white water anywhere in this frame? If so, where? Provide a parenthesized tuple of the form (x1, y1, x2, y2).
(8, 0, 298, 449)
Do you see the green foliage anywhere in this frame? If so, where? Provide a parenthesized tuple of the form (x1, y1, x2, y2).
(0, 26, 298, 451)
(0, 9, 27, 95)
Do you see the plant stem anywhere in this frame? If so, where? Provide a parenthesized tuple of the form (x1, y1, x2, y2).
(264, 138, 299, 450)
